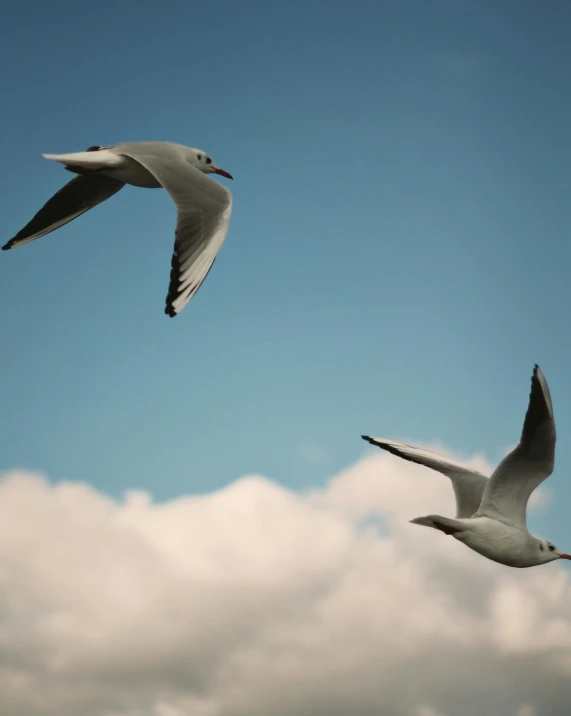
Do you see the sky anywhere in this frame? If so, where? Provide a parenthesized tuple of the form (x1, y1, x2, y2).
(1, 1, 571, 712)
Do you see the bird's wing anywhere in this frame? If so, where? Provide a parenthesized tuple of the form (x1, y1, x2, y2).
(111, 143, 232, 317)
(362, 436, 489, 518)
(475, 365, 556, 529)
(3, 174, 124, 250)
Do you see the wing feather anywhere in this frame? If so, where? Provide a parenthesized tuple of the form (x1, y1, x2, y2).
(362, 436, 489, 518)
(111, 142, 232, 317)
(3, 174, 124, 250)
(475, 365, 556, 528)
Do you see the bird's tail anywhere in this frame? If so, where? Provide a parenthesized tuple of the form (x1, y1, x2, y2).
(43, 149, 122, 174)
(410, 514, 465, 535)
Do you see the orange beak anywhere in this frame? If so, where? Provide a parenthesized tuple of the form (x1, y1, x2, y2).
(213, 167, 233, 180)
(559, 553, 571, 560)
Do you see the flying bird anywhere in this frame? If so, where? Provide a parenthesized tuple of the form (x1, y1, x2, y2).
(362, 365, 571, 568)
(3, 142, 233, 317)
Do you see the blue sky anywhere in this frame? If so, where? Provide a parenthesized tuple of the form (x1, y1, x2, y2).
(1, 0, 570, 543)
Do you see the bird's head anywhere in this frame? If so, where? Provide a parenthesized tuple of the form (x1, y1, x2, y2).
(190, 148, 233, 180)
(538, 539, 571, 564)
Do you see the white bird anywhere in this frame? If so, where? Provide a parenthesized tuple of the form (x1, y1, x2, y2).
(362, 365, 571, 568)
(3, 142, 234, 317)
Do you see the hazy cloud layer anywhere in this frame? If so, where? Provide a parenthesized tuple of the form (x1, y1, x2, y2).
(1, 447, 570, 716)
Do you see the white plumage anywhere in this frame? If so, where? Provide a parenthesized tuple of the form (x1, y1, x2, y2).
(4, 141, 233, 317)
(363, 365, 571, 568)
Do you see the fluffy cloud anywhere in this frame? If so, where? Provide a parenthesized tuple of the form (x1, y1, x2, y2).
(1, 446, 571, 716)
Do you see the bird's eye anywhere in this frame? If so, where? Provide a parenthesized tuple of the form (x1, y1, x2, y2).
(205, 157, 212, 164)
(197, 154, 202, 160)
(549, 545, 556, 552)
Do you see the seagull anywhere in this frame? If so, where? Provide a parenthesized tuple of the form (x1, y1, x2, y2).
(3, 142, 233, 317)
(362, 365, 571, 568)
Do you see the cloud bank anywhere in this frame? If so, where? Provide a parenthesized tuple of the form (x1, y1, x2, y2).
(1, 447, 571, 716)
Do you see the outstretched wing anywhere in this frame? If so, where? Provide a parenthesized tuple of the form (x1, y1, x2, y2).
(362, 436, 489, 518)
(111, 143, 232, 317)
(3, 174, 124, 250)
(475, 365, 556, 528)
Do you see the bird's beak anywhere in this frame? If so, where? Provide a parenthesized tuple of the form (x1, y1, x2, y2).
(559, 553, 571, 560)
(213, 167, 233, 180)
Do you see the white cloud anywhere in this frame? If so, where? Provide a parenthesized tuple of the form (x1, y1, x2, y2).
(0, 448, 570, 716)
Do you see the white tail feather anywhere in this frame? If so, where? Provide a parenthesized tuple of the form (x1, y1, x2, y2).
(42, 150, 122, 171)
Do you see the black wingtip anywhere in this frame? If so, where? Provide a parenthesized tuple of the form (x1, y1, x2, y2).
(531, 364, 547, 390)
(522, 362, 554, 441)
(2, 240, 15, 251)
(362, 435, 373, 443)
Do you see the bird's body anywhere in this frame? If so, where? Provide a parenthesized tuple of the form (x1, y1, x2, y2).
(415, 514, 547, 568)
(3, 142, 234, 317)
(363, 365, 571, 568)
(94, 149, 162, 188)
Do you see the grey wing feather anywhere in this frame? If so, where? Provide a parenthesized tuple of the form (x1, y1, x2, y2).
(475, 365, 556, 528)
(3, 174, 124, 250)
(362, 436, 489, 518)
(111, 143, 232, 317)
